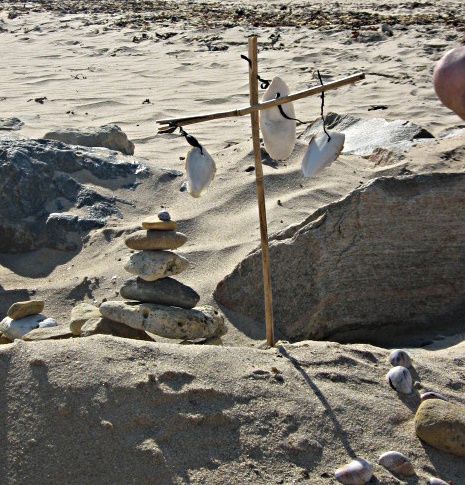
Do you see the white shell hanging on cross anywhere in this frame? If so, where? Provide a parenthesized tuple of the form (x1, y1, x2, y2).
(259, 76, 296, 161)
(301, 131, 345, 178)
(185, 146, 216, 198)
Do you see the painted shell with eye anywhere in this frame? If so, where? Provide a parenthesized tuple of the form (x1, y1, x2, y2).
(260, 76, 296, 160)
(386, 366, 413, 394)
(185, 146, 216, 198)
(301, 131, 345, 177)
(335, 458, 373, 485)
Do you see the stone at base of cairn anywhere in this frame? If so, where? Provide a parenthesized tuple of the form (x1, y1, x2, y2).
(100, 301, 226, 340)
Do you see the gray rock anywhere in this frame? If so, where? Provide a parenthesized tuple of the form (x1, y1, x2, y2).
(23, 326, 73, 341)
(99, 301, 225, 340)
(214, 173, 465, 342)
(158, 211, 171, 221)
(0, 137, 147, 252)
(79, 317, 153, 341)
(0, 117, 24, 131)
(70, 303, 101, 336)
(123, 251, 189, 281)
(301, 112, 434, 156)
(0, 315, 58, 340)
(44, 124, 135, 155)
(120, 277, 199, 308)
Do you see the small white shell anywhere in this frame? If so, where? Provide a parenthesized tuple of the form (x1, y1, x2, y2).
(378, 451, 415, 477)
(389, 349, 412, 368)
(386, 366, 413, 394)
(185, 146, 216, 198)
(301, 131, 345, 177)
(428, 478, 449, 485)
(260, 77, 296, 160)
(420, 391, 448, 402)
(334, 458, 373, 485)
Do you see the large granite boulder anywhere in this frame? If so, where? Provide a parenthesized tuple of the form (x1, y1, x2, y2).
(0, 137, 147, 252)
(214, 172, 465, 342)
(44, 124, 135, 155)
(301, 112, 434, 156)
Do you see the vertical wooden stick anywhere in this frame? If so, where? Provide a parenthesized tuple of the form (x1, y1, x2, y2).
(247, 35, 275, 347)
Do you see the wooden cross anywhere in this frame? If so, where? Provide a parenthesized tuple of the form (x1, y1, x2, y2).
(157, 36, 365, 347)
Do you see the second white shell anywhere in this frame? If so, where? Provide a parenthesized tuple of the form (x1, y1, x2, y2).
(260, 76, 296, 160)
(185, 146, 216, 198)
(378, 451, 415, 477)
(301, 131, 345, 177)
(334, 458, 373, 485)
(386, 366, 413, 394)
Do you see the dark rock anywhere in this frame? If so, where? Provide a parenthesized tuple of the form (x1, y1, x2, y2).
(301, 112, 434, 156)
(0, 138, 147, 252)
(43, 124, 135, 155)
(214, 172, 465, 342)
(120, 277, 200, 308)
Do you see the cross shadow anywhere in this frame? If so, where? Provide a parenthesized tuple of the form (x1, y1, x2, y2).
(277, 345, 357, 460)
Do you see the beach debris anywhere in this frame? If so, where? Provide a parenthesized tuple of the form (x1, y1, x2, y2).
(380, 23, 394, 36)
(0, 315, 57, 340)
(386, 366, 413, 394)
(7, 300, 44, 320)
(415, 399, 465, 457)
(301, 131, 345, 177)
(124, 230, 187, 250)
(185, 146, 216, 197)
(260, 76, 296, 160)
(378, 451, 415, 477)
(420, 391, 448, 402)
(124, 250, 189, 281)
(334, 458, 373, 484)
(389, 349, 412, 368)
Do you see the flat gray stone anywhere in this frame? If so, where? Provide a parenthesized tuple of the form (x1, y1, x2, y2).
(124, 251, 189, 281)
(70, 303, 101, 336)
(43, 124, 134, 155)
(120, 277, 199, 308)
(23, 326, 73, 341)
(99, 301, 225, 340)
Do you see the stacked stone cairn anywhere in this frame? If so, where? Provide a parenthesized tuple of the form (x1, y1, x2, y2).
(98, 211, 226, 342)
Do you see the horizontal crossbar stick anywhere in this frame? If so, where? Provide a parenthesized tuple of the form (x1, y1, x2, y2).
(157, 72, 365, 131)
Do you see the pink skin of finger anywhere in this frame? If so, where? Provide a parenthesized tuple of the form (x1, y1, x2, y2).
(433, 46, 465, 121)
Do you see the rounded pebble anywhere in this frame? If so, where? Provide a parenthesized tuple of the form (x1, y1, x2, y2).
(378, 451, 415, 477)
(386, 366, 413, 394)
(335, 458, 373, 485)
(158, 211, 171, 221)
(389, 349, 412, 368)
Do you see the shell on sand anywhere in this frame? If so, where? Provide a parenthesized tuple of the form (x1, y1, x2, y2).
(334, 458, 373, 485)
(185, 146, 216, 198)
(420, 391, 448, 402)
(386, 366, 413, 394)
(259, 76, 296, 160)
(301, 131, 345, 177)
(378, 451, 415, 477)
(389, 349, 412, 368)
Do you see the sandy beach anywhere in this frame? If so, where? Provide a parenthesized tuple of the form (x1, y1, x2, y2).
(1, 0, 465, 483)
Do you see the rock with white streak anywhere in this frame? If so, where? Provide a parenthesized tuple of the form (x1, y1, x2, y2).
(0, 315, 57, 340)
(99, 301, 225, 340)
(123, 251, 189, 281)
